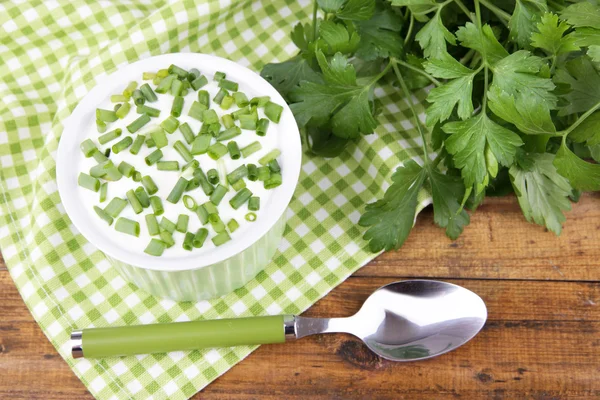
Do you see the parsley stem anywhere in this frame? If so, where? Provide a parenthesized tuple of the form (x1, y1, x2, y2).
(404, 14, 414, 45)
(478, 0, 511, 22)
(453, 0, 475, 22)
(369, 61, 394, 86)
(395, 60, 440, 86)
(391, 60, 430, 162)
(312, 0, 318, 39)
(558, 100, 600, 137)
(474, 0, 489, 111)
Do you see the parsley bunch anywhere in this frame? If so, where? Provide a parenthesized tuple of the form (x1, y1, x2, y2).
(261, 0, 600, 252)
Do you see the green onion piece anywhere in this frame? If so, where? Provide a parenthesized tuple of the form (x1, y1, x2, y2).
(181, 160, 199, 178)
(126, 189, 143, 214)
(96, 119, 107, 133)
(197, 90, 210, 107)
(167, 177, 188, 203)
(229, 188, 252, 209)
(191, 75, 208, 90)
(132, 89, 145, 106)
(171, 96, 184, 118)
(191, 134, 211, 155)
(193, 168, 214, 195)
(105, 148, 111, 158)
(160, 231, 175, 248)
(98, 128, 122, 145)
(114, 102, 123, 111)
(227, 218, 239, 233)
(269, 159, 281, 173)
(265, 172, 282, 189)
(136, 104, 161, 117)
(248, 196, 260, 211)
(176, 214, 189, 233)
(140, 83, 157, 102)
(146, 137, 156, 148)
(78, 172, 100, 192)
(115, 217, 140, 237)
(213, 88, 228, 105)
(259, 149, 281, 166)
(188, 101, 208, 121)
(150, 128, 168, 149)
(245, 212, 257, 222)
(207, 169, 219, 185)
(182, 80, 190, 91)
(93, 205, 113, 225)
(160, 217, 176, 234)
(216, 126, 241, 141)
(187, 68, 200, 82)
(207, 142, 228, 160)
(212, 231, 231, 246)
(222, 114, 235, 129)
(214, 71, 226, 81)
(118, 161, 135, 177)
(193, 228, 209, 248)
(173, 140, 193, 163)
(157, 161, 180, 171)
(145, 214, 160, 236)
(208, 123, 221, 137)
(168, 64, 188, 79)
(231, 179, 246, 191)
(144, 239, 166, 256)
(256, 118, 269, 136)
(196, 204, 209, 224)
(153, 76, 161, 85)
(182, 232, 194, 251)
(241, 141, 262, 158)
(130, 134, 145, 155)
(209, 213, 226, 233)
(80, 139, 97, 157)
(210, 184, 228, 205)
(112, 136, 132, 154)
(238, 114, 256, 130)
(134, 186, 150, 208)
(145, 149, 163, 166)
(227, 141, 241, 160)
(186, 178, 200, 191)
(250, 96, 270, 107)
(179, 123, 195, 145)
(157, 69, 169, 78)
(171, 79, 183, 96)
(218, 79, 239, 92)
(133, 171, 142, 182)
(181, 88, 189, 96)
(232, 106, 251, 119)
(115, 102, 131, 119)
(99, 182, 108, 202)
(96, 108, 118, 122)
(142, 176, 158, 195)
(227, 165, 248, 184)
(150, 196, 164, 216)
(247, 164, 258, 181)
(155, 74, 176, 94)
(183, 195, 197, 211)
(203, 201, 218, 215)
(127, 114, 151, 133)
(199, 122, 210, 135)
(123, 81, 137, 98)
(264, 101, 283, 123)
(220, 95, 234, 110)
(233, 92, 249, 107)
(200, 109, 217, 124)
(104, 165, 123, 181)
(161, 116, 180, 133)
(111, 94, 127, 103)
(143, 72, 156, 80)
(104, 197, 127, 218)
(257, 166, 271, 181)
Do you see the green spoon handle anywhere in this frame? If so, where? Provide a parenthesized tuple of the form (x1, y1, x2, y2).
(72, 315, 291, 358)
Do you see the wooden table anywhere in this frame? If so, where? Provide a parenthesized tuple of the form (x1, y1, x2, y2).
(1, 195, 599, 399)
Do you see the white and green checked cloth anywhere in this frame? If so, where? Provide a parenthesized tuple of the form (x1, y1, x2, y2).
(0, 0, 429, 398)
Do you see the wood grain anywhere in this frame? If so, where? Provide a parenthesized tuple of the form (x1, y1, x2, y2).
(0, 195, 599, 399)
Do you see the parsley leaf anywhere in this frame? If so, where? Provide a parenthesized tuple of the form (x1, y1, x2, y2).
(560, 2, 600, 28)
(261, 56, 323, 100)
(554, 56, 600, 116)
(569, 111, 600, 147)
(317, 0, 346, 13)
(554, 143, 600, 191)
(531, 13, 579, 57)
(389, 0, 437, 21)
(355, 2, 404, 60)
(316, 20, 361, 54)
(318, 0, 375, 20)
(456, 22, 509, 66)
(572, 28, 600, 63)
(428, 168, 470, 239)
(509, 152, 572, 235)
(415, 11, 456, 59)
(509, 0, 547, 49)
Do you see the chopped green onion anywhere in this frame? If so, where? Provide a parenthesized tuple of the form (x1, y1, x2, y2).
(173, 140, 193, 163)
(208, 123, 221, 137)
(265, 172, 282, 189)
(257, 166, 270, 181)
(96, 119, 107, 133)
(245, 212, 257, 222)
(168, 64, 188, 79)
(116, 102, 131, 119)
(115, 217, 140, 237)
(114, 103, 122, 111)
(127, 114, 151, 133)
(132, 171, 142, 182)
(170, 96, 184, 117)
(150, 128, 168, 149)
(238, 114, 256, 130)
(171, 79, 183, 96)
(183, 195, 197, 210)
(222, 114, 235, 129)
(78, 173, 99, 192)
(241, 141, 262, 158)
(258, 149, 281, 166)
(104, 197, 127, 218)
(145, 149, 163, 166)
(144, 239, 166, 256)
(210, 184, 228, 205)
(248, 196, 260, 211)
(103, 164, 123, 181)
(176, 214, 189, 233)
(212, 231, 231, 246)
(153, 76, 161, 85)
(129, 134, 145, 155)
(186, 178, 200, 191)
(161, 116, 180, 133)
(132, 89, 145, 106)
(213, 88, 228, 105)
(233, 92, 249, 107)
(214, 71, 226, 81)
(199, 122, 210, 135)
(188, 101, 208, 121)
(126, 189, 143, 214)
(198, 90, 210, 107)
(150, 196, 164, 215)
(227, 218, 239, 233)
(220, 95, 234, 110)
(140, 83, 158, 102)
(112, 136, 132, 154)
(98, 128, 122, 145)
(167, 177, 188, 203)
(196, 204, 209, 224)
(232, 106, 251, 119)
(94, 205, 113, 225)
(250, 96, 270, 107)
(146, 137, 156, 148)
(256, 118, 269, 136)
(187, 68, 200, 82)
(229, 188, 252, 209)
(231, 179, 246, 191)
(123, 81, 137, 98)
(80, 139, 97, 157)
(207, 169, 219, 185)
(160, 216, 176, 233)
(200, 110, 217, 125)
(269, 159, 281, 173)
(193, 228, 209, 248)
(193, 168, 214, 195)
(216, 126, 241, 141)
(264, 101, 283, 123)
(160, 231, 175, 248)
(105, 148, 111, 158)
(179, 123, 195, 144)
(117, 161, 135, 177)
(157, 161, 180, 171)
(96, 108, 118, 122)
(134, 186, 150, 208)
(111, 94, 127, 103)
(136, 104, 160, 117)
(226, 141, 240, 160)
(182, 232, 194, 251)
(145, 214, 160, 236)
(142, 175, 158, 195)
(99, 182, 108, 202)
(143, 72, 156, 80)
(155, 74, 176, 94)
(218, 79, 238, 92)
(227, 165, 248, 184)
(209, 213, 226, 233)
(181, 160, 199, 178)
(203, 201, 218, 214)
(157, 69, 169, 78)
(191, 75, 208, 90)
(191, 134, 211, 155)
(247, 164, 258, 181)
(207, 142, 228, 160)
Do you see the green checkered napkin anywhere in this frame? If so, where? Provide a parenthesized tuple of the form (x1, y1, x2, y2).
(0, 0, 429, 398)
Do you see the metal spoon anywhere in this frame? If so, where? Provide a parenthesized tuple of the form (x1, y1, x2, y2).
(71, 280, 487, 360)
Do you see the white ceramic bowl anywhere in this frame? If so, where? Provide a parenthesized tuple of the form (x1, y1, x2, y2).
(56, 53, 301, 301)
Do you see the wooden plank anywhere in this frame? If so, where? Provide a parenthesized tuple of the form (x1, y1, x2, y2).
(358, 193, 600, 281)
